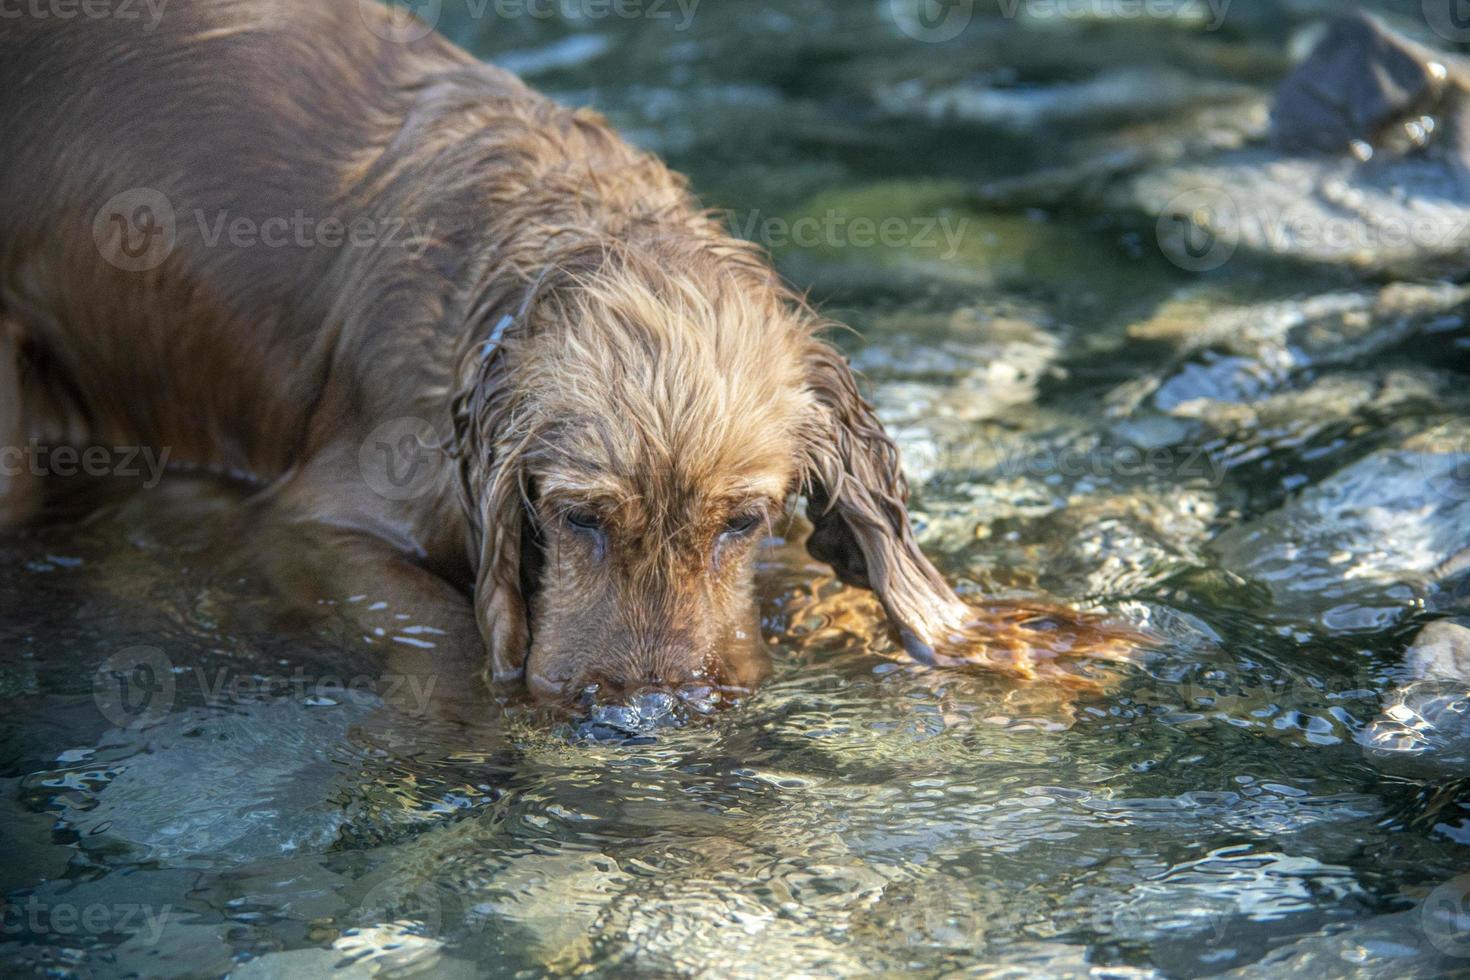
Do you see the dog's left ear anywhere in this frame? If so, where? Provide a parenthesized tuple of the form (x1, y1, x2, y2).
(800, 338, 974, 663)
(451, 312, 534, 683)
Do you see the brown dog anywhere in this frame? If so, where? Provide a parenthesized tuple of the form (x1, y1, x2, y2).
(0, 0, 1017, 704)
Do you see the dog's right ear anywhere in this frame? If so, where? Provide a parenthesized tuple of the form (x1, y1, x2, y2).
(800, 338, 975, 664)
(451, 309, 535, 683)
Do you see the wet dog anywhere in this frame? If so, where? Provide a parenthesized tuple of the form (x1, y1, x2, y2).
(0, 0, 1116, 704)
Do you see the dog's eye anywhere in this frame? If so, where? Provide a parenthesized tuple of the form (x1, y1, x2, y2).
(722, 512, 763, 537)
(566, 509, 604, 532)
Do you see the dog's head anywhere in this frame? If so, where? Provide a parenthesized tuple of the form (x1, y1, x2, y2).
(453, 237, 973, 705)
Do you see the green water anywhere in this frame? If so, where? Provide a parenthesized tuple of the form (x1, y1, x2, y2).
(4, 1, 1470, 976)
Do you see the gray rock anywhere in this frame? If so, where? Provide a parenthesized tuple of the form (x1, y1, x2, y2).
(1405, 618, 1470, 681)
(1127, 150, 1470, 277)
(1271, 11, 1450, 155)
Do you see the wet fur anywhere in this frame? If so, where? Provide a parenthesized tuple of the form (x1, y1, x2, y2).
(0, 0, 1098, 698)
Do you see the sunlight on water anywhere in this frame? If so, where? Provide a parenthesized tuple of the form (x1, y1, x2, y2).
(5, 1, 1470, 976)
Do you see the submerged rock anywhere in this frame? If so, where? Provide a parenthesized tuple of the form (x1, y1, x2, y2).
(971, 99, 1268, 209)
(859, 306, 1067, 482)
(1104, 283, 1469, 475)
(1403, 618, 1470, 680)
(1213, 441, 1470, 634)
(229, 937, 477, 980)
(1360, 619, 1470, 774)
(27, 703, 356, 866)
(1221, 891, 1470, 977)
(1124, 282, 1469, 360)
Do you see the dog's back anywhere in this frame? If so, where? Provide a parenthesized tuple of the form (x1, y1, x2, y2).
(0, 0, 528, 472)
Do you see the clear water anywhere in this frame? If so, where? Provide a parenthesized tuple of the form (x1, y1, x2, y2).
(5, 1, 1470, 976)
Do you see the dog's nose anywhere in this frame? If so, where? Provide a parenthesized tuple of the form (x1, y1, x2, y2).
(574, 668, 708, 705)
(526, 633, 770, 706)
